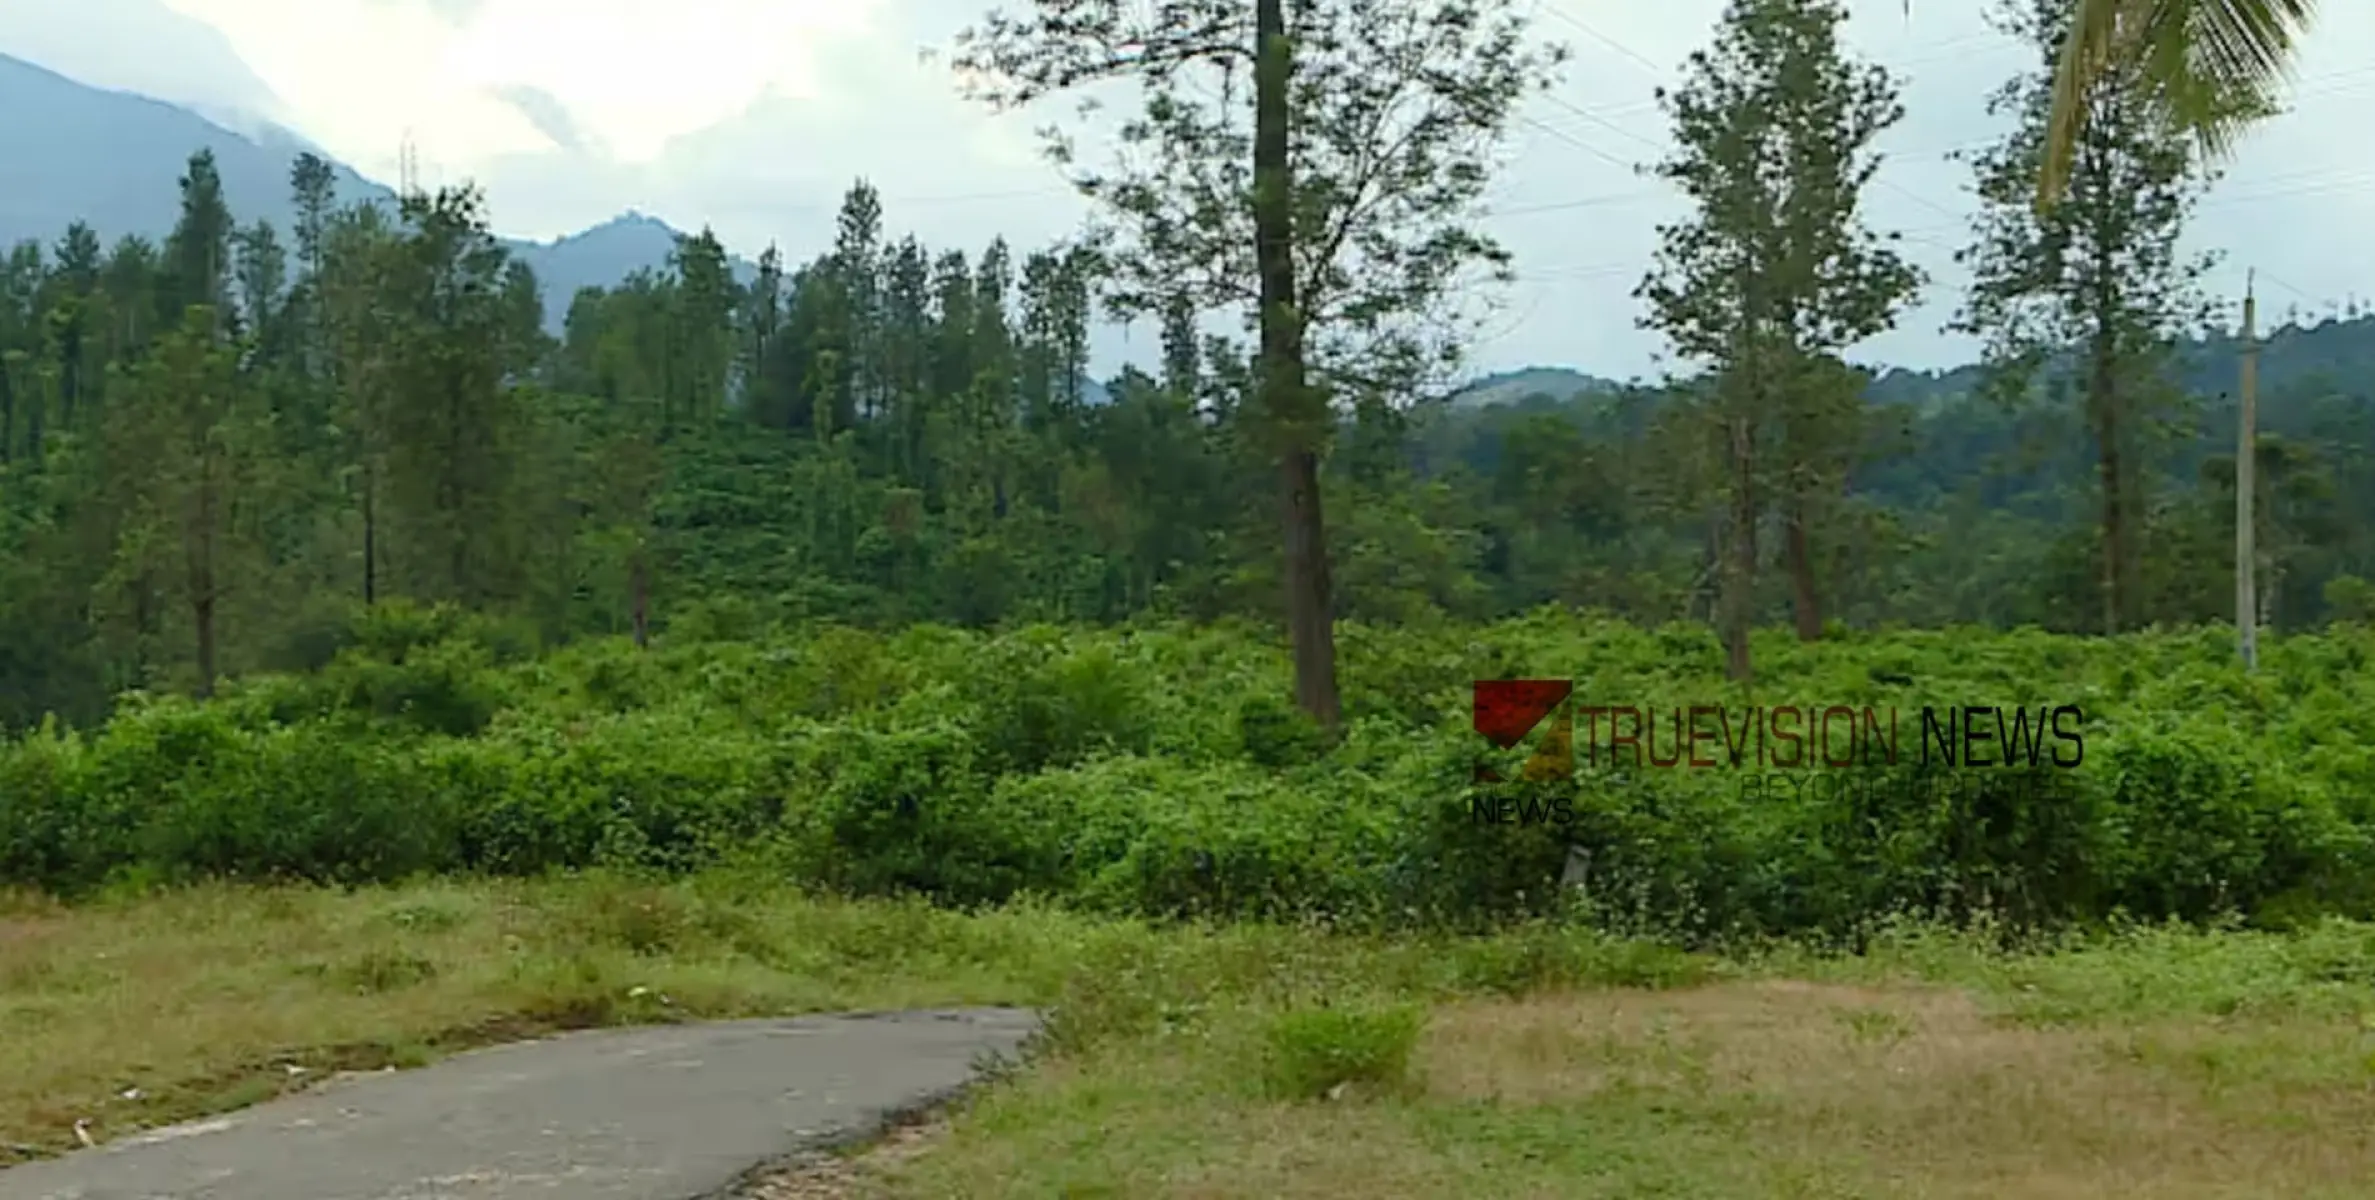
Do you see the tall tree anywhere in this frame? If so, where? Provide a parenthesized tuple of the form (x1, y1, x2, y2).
(1953, 0, 2219, 635)
(161, 150, 235, 339)
(670, 227, 738, 429)
(319, 201, 400, 605)
(46, 223, 103, 432)
(953, 0, 1563, 726)
(1639, 0, 1921, 677)
(0, 243, 41, 463)
(101, 307, 271, 696)
(739, 243, 787, 416)
(288, 153, 340, 383)
(376, 186, 532, 606)
(232, 220, 288, 354)
(831, 182, 886, 424)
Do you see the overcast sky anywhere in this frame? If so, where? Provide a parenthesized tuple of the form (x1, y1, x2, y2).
(8, 0, 2375, 382)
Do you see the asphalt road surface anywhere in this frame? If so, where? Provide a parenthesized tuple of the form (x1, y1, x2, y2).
(0, 1008, 1041, 1200)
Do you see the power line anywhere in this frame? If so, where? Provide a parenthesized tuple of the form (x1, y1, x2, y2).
(1524, 4, 1976, 225)
(894, 187, 1058, 206)
(1536, 89, 1663, 157)
(1527, 24, 2020, 126)
(2254, 270, 2318, 307)
(1535, 1, 1665, 78)
(1517, 24, 2375, 152)
(849, 15, 2372, 299)
(1514, 114, 1642, 172)
(1485, 189, 1665, 218)
(877, 114, 2373, 250)
(1510, 157, 2375, 292)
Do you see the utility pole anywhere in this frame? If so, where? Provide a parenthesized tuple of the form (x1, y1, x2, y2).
(2237, 271, 2258, 672)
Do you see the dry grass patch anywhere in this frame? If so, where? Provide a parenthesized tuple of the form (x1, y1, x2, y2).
(1420, 979, 2375, 1198)
(877, 974, 2375, 1199)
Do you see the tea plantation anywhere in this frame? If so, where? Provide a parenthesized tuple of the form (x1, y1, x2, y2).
(6, 602, 2369, 943)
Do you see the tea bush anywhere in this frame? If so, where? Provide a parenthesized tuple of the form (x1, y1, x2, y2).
(4, 605, 2372, 939)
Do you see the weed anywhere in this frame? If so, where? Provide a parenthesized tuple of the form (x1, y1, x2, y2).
(1258, 1003, 1426, 1101)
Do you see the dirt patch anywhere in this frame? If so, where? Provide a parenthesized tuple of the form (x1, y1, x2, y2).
(731, 1118, 947, 1199)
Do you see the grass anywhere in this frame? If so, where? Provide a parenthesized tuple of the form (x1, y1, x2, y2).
(7, 873, 2375, 1197)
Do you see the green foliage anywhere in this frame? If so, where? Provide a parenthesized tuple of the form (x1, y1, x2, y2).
(2328, 574, 2375, 624)
(8, 615, 2375, 946)
(1235, 693, 1333, 768)
(1258, 1003, 1426, 1100)
(5, 141, 2375, 738)
(3, 126, 2375, 947)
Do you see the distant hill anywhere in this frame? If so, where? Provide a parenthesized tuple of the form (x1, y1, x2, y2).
(0, 53, 388, 253)
(1453, 307, 2375, 420)
(0, 52, 728, 331)
(505, 211, 760, 324)
(0, 0, 284, 137)
(1450, 367, 1624, 408)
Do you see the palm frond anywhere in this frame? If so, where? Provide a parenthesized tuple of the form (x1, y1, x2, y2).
(2038, 0, 2313, 210)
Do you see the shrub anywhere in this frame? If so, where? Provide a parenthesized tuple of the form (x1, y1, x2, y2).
(6, 615, 2375, 938)
(1258, 1003, 1427, 1100)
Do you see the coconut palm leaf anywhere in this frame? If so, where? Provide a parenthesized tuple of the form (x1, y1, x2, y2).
(2038, 0, 2315, 206)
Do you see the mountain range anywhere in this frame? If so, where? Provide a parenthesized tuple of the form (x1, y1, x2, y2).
(0, 51, 739, 332)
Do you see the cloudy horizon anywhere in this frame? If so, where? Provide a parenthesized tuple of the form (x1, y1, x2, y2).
(6, 0, 2374, 384)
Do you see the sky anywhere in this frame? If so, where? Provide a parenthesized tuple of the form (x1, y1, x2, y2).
(7, 0, 2375, 383)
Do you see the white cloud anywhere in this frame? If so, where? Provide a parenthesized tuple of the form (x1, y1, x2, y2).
(150, 0, 887, 175)
(439, 0, 882, 162)
(155, 0, 548, 175)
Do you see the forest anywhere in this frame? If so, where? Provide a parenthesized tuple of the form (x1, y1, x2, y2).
(1, 0, 2372, 935)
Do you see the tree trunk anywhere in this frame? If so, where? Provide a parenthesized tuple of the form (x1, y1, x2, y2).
(60, 339, 79, 430)
(630, 541, 650, 650)
(193, 468, 218, 698)
(25, 370, 42, 464)
(362, 463, 378, 606)
(2083, 143, 2138, 636)
(193, 593, 217, 698)
(1255, 0, 1340, 728)
(1693, 521, 1721, 623)
(1784, 493, 1822, 641)
(2090, 342, 2125, 636)
(445, 376, 469, 601)
(1281, 446, 1340, 724)
(1723, 414, 1756, 682)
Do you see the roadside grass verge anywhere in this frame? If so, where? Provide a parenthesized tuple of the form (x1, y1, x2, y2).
(0, 868, 1699, 1162)
(9, 874, 2375, 1196)
(875, 970, 2375, 1199)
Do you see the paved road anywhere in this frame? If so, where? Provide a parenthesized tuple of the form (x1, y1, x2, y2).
(0, 1008, 1040, 1200)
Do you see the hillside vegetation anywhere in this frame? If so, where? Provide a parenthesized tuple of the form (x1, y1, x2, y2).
(9, 1, 2375, 1190)
(7, 604, 2371, 940)
(2, 0, 2372, 936)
